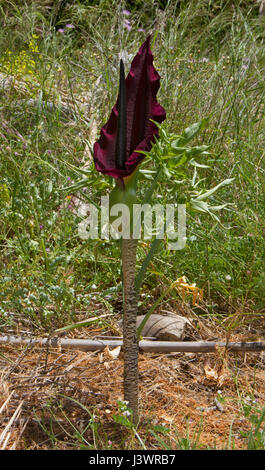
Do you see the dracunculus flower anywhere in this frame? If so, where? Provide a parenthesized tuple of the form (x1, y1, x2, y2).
(93, 36, 166, 184)
(93, 37, 166, 424)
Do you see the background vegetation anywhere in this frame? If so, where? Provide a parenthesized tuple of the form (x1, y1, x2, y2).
(0, 0, 264, 449)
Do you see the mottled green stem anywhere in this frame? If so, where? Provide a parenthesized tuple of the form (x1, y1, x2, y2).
(121, 237, 139, 425)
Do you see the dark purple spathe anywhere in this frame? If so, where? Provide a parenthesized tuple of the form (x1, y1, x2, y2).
(93, 36, 166, 181)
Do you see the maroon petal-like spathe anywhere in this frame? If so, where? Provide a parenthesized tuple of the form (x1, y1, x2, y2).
(93, 36, 166, 180)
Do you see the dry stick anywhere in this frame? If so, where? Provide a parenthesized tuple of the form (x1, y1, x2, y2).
(0, 335, 265, 353)
(121, 238, 139, 425)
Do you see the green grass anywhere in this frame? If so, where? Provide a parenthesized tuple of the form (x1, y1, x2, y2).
(25, 395, 265, 450)
(0, 0, 264, 449)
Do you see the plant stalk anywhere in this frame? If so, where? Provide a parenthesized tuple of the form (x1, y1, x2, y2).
(121, 237, 139, 425)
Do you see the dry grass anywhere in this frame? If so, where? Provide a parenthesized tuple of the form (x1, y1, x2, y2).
(0, 314, 264, 450)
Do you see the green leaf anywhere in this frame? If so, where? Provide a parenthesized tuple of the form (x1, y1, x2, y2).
(137, 280, 179, 339)
(148, 430, 171, 449)
(151, 425, 170, 434)
(181, 117, 209, 142)
(172, 153, 188, 167)
(61, 178, 91, 193)
(47, 180, 53, 195)
(54, 314, 112, 333)
(190, 199, 210, 212)
(210, 203, 232, 211)
(186, 145, 210, 156)
(195, 178, 234, 201)
(112, 414, 134, 429)
(190, 159, 210, 168)
(170, 145, 188, 154)
(135, 238, 162, 295)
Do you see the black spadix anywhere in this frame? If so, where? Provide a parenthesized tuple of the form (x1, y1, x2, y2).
(116, 59, 127, 170)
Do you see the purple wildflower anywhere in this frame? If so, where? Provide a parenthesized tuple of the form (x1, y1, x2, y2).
(122, 9, 130, 16)
(124, 23, 132, 32)
(65, 24, 75, 29)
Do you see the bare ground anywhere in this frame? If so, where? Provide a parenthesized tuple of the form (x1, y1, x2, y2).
(0, 308, 264, 450)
